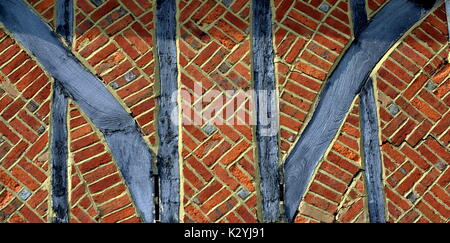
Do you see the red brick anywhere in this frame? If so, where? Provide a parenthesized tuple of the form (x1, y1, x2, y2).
(19, 205, 44, 223)
(78, 153, 112, 173)
(11, 166, 40, 191)
(88, 173, 121, 194)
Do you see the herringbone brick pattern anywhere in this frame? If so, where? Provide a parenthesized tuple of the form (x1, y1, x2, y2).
(274, 0, 353, 159)
(375, 4, 449, 223)
(25, 0, 56, 28)
(179, 0, 258, 223)
(0, 28, 51, 222)
(295, 98, 369, 223)
(68, 101, 141, 223)
(334, 174, 368, 222)
(74, 0, 157, 147)
(296, 174, 368, 223)
(1, 0, 449, 224)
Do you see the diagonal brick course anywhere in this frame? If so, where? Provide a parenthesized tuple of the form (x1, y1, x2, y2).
(179, 0, 258, 223)
(0, 0, 448, 224)
(274, 0, 353, 158)
(0, 27, 51, 223)
(295, 98, 369, 223)
(74, 0, 157, 147)
(375, 4, 449, 223)
(68, 101, 141, 223)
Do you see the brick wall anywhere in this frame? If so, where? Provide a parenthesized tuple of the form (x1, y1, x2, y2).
(375, 4, 449, 223)
(68, 1, 158, 222)
(366, 0, 390, 18)
(295, 98, 369, 223)
(68, 102, 140, 223)
(1, 0, 449, 223)
(179, 0, 258, 223)
(26, 0, 56, 28)
(274, 0, 353, 158)
(291, 1, 449, 224)
(73, 0, 157, 147)
(0, 27, 51, 222)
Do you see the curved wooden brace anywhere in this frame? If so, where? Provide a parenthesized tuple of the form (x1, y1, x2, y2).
(283, 0, 438, 221)
(0, 0, 155, 222)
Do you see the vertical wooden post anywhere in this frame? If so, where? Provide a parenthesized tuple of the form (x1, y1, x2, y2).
(351, 0, 386, 224)
(50, 0, 73, 223)
(156, 0, 180, 223)
(350, 0, 368, 38)
(360, 79, 386, 223)
(252, 0, 281, 222)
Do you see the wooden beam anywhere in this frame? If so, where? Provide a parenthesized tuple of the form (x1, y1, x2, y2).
(50, 0, 73, 223)
(155, 0, 180, 223)
(283, 0, 437, 221)
(252, 0, 281, 222)
(351, 0, 386, 223)
(350, 0, 368, 38)
(50, 81, 69, 223)
(0, 0, 156, 222)
(360, 79, 386, 223)
(56, 0, 74, 46)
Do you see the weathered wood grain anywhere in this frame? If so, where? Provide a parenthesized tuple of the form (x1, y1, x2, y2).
(283, 0, 437, 221)
(0, 0, 155, 222)
(50, 0, 73, 223)
(252, 0, 281, 222)
(50, 81, 69, 223)
(360, 78, 386, 223)
(351, 0, 386, 223)
(350, 0, 368, 38)
(156, 0, 180, 223)
(56, 0, 73, 46)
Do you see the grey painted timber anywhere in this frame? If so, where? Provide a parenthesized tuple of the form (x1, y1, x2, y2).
(350, 0, 368, 38)
(50, 81, 69, 223)
(350, 0, 386, 223)
(156, 0, 180, 223)
(283, 0, 437, 221)
(0, 0, 155, 222)
(50, 0, 74, 223)
(252, 0, 281, 222)
(360, 79, 386, 223)
(56, 0, 74, 46)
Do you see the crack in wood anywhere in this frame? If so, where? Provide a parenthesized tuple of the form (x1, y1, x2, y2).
(56, 0, 73, 47)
